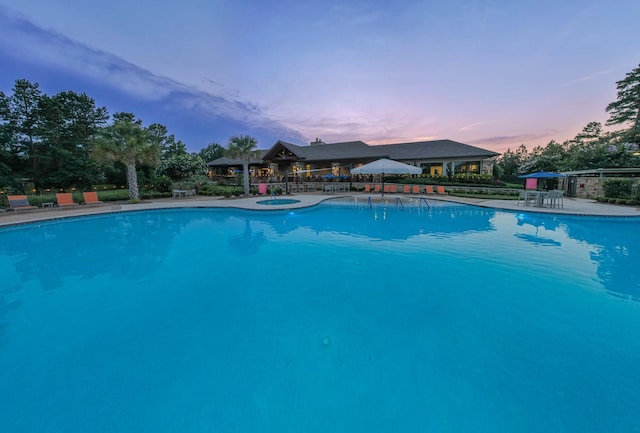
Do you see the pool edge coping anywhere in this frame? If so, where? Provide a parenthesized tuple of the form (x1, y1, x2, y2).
(1, 193, 640, 228)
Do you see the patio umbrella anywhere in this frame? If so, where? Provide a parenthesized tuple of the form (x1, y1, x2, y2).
(351, 158, 422, 196)
(517, 171, 567, 178)
(518, 171, 567, 191)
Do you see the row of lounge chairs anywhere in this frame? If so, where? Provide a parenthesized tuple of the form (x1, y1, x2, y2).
(4, 192, 103, 213)
(363, 184, 447, 195)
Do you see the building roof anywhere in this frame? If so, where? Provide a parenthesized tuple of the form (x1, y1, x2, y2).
(207, 138, 499, 166)
(376, 139, 499, 160)
(561, 167, 640, 176)
(261, 140, 383, 161)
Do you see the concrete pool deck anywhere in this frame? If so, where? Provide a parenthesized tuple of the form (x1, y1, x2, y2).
(1, 193, 639, 227)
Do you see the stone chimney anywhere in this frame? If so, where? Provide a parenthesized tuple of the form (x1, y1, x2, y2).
(310, 137, 325, 146)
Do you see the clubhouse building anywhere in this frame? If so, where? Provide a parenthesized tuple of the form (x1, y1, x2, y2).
(207, 138, 500, 180)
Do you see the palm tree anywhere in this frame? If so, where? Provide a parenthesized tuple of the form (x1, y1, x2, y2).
(225, 134, 260, 196)
(90, 113, 161, 200)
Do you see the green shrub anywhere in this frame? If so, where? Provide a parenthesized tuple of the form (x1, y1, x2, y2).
(603, 179, 636, 199)
(151, 175, 173, 193)
(96, 189, 130, 201)
(140, 191, 171, 199)
(197, 184, 244, 197)
(615, 198, 627, 204)
(608, 198, 617, 203)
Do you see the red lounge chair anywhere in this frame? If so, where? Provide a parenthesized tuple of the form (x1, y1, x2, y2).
(412, 185, 421, 194)
(389, 185, 398, 193)
(425, 185, 435, 194)
(8, 195, 37, 212)
(56, 193, 79, 207)
(83, 191, 104, 205)
(437, 186, 447, 194)
(373, 184, 381, 193)
(403, 185, 411, 194)
(364, 184, 371, 192)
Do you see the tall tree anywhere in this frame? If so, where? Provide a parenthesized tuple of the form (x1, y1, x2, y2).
(0, 91, 18, 187)
(225, 135, 259, 196)
(606, 64, 640, 145)
(3, 79, 43, 179)
(37, 91, 108, 188)
(90, 113, 161, 200)
(199, 142, 224, 163)
(147, 123, 187, 159)
(496, 144, 529, 177)
(156, 154, 206, 180)
(520, 140, 568, 173)
(566, 122, 608, 170)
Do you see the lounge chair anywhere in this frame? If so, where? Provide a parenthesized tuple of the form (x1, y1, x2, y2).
(8, 195, 37, 212)
(383, 185, 391, 193)
(425, 185, 435, 194)
(389, 185, 398, 193)
(56, 193, 79, 207)
(437, 186, 447, 194)
(412, 185, 421, 194)
(83, 191, 103, 205)
(373, 184, 381, 193)
(546, 190, 564, 208)
(364, 184, 371, 193)
(517, 191, 527, 206)
(403, 185, 411, 194)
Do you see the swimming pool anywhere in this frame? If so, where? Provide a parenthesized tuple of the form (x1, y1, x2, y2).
(256, 198, 301, 205)
(0, 200, 639, 432)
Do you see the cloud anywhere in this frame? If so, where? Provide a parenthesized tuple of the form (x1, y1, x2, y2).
(565, 70, 610, 86)
(272, 110, 438, 145)
(459, 121, 484, 132)
(468, 130, 561, 152)
(0, 7, 306, 144)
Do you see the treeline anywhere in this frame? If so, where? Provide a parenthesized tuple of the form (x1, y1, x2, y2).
(2, 63, 639, 193)
(0, 79, 225, 193)
(496, 64, 640, 178)
(496, 121, 640, 179)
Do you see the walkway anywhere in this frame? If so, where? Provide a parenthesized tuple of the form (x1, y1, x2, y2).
(1, 193, 639, 227)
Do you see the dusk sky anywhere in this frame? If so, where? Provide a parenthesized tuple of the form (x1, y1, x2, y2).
(1, 1, 639, 153)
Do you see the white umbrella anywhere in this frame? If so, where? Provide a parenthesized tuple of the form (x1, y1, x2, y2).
(351, 158, 422, 196)
(351, 158, 422, 175)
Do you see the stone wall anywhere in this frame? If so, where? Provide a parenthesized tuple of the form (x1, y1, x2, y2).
(574, 177, 604, 199)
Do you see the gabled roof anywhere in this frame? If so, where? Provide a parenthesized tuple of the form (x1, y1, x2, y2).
(261, 140, 383, 161)
(207, 138, 500, 167)
(300, 141, 384, 160)
(260, 141, 307, 161)
(375, 139, 499, 160)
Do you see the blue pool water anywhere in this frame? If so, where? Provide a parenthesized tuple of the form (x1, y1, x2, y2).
(256, 198, 301, 205)
(0, 200, 639, 432)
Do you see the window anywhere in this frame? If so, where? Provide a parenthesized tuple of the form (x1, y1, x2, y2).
(454, 161, 480, 174)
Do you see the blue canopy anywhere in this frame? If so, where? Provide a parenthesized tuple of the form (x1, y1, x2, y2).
(518, 171, 567, 178)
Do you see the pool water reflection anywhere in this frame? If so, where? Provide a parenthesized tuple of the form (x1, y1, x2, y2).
(0, 201, 639, 433)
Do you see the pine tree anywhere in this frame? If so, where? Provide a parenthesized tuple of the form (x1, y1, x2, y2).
(606, 64, 640, 144)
